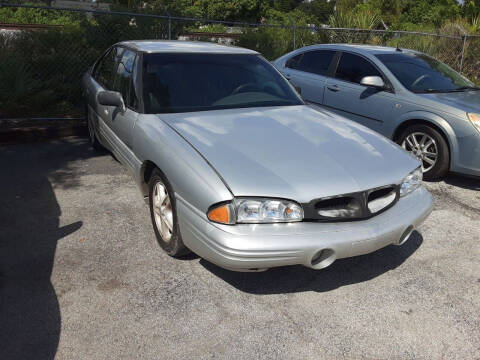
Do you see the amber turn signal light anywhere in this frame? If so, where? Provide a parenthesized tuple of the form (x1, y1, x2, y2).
(207, 203, 235, 225)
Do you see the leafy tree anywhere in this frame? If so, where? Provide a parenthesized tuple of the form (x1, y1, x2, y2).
(297, 0, 335, 23)
(0, 4, 83, 25)
(335, 0, 363, 14)
(272, 0, 304, 13)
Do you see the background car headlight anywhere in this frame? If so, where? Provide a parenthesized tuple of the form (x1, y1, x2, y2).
(207, 198, 303, 224)
(400, 167, 423, 197)
(467, 113, 480, 133)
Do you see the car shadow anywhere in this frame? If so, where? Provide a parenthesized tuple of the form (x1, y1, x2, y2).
(200, 231, 423, 295)
(0, 138, 100, 359)
(442, 173, 480, 191)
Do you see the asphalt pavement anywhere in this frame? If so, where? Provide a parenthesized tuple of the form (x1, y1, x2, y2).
(0, 138, 479, 360)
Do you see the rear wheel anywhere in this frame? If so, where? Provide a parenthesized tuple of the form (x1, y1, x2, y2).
(148, 169, 189, 257)
(398, 124, 449, 180)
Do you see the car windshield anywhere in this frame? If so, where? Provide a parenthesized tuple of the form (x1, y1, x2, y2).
(142, 53, 303, 113)
(376, 52, 476, 93)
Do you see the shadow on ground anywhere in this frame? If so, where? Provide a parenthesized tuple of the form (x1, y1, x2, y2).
(442, 173, 480, 191)
(0, 138, 100, 359)
(201, 231, 423, 295)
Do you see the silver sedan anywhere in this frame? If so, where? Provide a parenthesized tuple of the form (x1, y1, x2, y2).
(83, 41, 433, 272)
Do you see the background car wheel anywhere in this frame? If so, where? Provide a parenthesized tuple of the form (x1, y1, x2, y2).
(398, 124, 449, 180)
(148, 169, 189, 257)
(86, 107, 104, 150)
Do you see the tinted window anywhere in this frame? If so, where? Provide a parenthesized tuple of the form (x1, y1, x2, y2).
(335, 52, 381, 84)
(296, 50, 335, 76)
(376, 52, 474, 93)
(112, 48, 137, 109)
(285, 54, 303, 70)
(142, 54, 303, 114)
(94, 48, 116, 89)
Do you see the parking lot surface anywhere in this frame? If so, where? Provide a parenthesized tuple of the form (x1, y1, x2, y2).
(1, 138, 479, 360)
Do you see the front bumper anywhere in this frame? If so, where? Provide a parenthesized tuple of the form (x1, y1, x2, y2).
(451, 131, 480, 177)
(176, 187, 433, 271)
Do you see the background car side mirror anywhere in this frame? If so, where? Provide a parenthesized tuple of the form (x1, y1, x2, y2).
(97, 91, 126, 112)
(360, 76, 386, 89)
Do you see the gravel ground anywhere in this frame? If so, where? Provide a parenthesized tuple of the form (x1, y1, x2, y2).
(1, 137, 479, 360)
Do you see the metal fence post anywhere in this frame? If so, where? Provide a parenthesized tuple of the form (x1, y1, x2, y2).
(460, 35, 467, 74)
(287, 15, 296, 50)
(168, 15, 171, 40)
(161, 6, 172, 40)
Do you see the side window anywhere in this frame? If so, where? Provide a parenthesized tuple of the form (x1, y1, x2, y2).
(285, 54, 303, 70)
(295, 50, 335, 76)
(94, 48, 116, 90)
(112, 48, 138, 109)
(335, 52, 381, 84)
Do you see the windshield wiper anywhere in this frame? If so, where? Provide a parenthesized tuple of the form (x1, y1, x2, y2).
(416, 87, 480, 93)
(451, 86, 480, 92)
(417, 88, 449, 93)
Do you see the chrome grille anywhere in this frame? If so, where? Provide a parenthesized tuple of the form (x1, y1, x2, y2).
(303, 185, 399, 221)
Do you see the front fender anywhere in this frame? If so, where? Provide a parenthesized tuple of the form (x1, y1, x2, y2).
(390, 111, 458, 164)
(132, 115, 233, 215)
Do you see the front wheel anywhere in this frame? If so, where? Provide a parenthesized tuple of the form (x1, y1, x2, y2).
(398, 124, 449, 180)
(148, 169, 189, 257)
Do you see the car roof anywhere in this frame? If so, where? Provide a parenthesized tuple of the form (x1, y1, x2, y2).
(294, 43, 420, 56)
(116, 40, 259, 55)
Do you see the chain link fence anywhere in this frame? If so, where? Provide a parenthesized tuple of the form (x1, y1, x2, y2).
(1, 3, 479, 120)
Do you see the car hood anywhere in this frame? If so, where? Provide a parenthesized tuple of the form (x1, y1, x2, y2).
(417, 90, 480, 114)
(159, 105, 419, 202)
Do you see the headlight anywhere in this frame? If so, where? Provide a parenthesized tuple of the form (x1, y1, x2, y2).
(467, 113, 480, 133)
(207, 198, 303, 224)
(400, 167, 423, 197)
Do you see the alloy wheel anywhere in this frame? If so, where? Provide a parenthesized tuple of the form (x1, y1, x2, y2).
(402, 132, 438, 173)
(152, 181, 173, 242)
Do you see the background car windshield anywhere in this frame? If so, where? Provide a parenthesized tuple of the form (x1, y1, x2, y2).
(376, 52, 474, 93)
(142, 53, 302, 113)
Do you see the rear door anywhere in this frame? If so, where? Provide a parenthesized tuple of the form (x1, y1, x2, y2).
(282, 50, 336, 104)
(323, 51, 396, 134)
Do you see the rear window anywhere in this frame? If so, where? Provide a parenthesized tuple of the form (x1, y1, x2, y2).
(286, 50, 335, 76)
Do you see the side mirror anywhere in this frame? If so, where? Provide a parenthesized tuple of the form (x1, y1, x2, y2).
(97, 91, 126, 112)
(294, 86, 302, 95)
(360, 76, 386, 89)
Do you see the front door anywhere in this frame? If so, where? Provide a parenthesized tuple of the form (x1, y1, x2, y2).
(110, 48, 139, 150)
(323, 52, 395, 135)
(108, 47, 140, 171)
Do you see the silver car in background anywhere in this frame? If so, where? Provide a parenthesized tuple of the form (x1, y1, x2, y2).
(83, 41, 433, 272)
(274, 44, 480, 180)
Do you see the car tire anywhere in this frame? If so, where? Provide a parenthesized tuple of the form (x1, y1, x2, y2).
(398, 124, 449, 181)
(86, 106, 104, 151)
(148, 169, 190, 257)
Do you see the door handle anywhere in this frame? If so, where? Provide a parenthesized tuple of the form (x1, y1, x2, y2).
(327, 85, 339, 92)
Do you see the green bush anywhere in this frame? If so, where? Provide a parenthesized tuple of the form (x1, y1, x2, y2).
(0, 9, 180, 118)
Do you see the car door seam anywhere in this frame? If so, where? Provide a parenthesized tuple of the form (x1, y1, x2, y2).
(309, 101, 384, 123)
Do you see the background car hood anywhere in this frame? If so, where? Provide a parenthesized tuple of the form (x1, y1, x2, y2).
(159, 105, 419, 202)
(418, 90, 480, 114)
